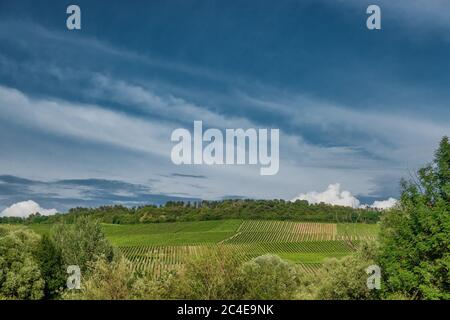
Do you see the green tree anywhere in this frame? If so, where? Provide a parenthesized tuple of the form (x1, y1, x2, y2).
(34, 234, 66, 299)
(0, 226, 44, 299)
(51, 217, 116, 274)
(378, 136, 450, 299)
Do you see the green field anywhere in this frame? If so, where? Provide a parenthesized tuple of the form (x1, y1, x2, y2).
(28, 223, 52, 235)
(337, 223, 380, 237)
(27, 219, 379, 275)
(103, 219, 242, 246)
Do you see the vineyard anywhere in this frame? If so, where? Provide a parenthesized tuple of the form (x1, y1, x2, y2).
(120, 244, 329, 275)
(115, 219, 379, 276)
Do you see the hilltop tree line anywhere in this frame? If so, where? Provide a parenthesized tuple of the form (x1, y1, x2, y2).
(0, 199, 382, 225)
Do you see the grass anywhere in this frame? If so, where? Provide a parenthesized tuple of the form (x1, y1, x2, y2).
(102, 219, 242, 246)
(28, 219, 243, 246)
(28, 224, 52, 235)
(337, 223, 379, 237)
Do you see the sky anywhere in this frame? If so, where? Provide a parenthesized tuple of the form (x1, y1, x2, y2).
(0, 0, 449, 215)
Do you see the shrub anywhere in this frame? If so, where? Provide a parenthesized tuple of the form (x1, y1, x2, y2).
(63, 255, 136, 300)
(314, 241, 380, 300)
(0, 226, 44, 299)
(51, 217, 116, 274)
(164, 246, 242, 299)
(238, 254, 299, 299)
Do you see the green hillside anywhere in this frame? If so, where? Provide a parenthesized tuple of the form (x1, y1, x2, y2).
(28, 219, 379, 275)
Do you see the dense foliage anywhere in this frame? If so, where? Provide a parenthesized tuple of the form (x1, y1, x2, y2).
(239, 254, 299, 299)
(314, 137, 450, 300)
(378, 136, 450, 299)
(0, 199, 381, 225)
(314, 241, 380, 300)
(62, 256, 138, 300)
(0, 218, 118, 300)
(51, 217, 116, 274)
(65, 248, 302, 300)
(34, 234, 65, 298)
(0, 226, 44, 299)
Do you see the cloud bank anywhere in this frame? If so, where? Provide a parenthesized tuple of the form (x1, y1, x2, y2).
(291, 183, 397, 209)
(0, 175, 200, 213)
(0, 200, 57, 218)
(1, 19, 448, 204)
(292, 183, 361, 208)
(370, 197, 398, 210)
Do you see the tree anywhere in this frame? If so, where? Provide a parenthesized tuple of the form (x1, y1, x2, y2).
(51, 217, 116, 275)
(0, 226, 44, 299)
(378, 136, 450, 299)
(34, 234, 66, 299)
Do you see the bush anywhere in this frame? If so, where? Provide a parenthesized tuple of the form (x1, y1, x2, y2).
(0, 226, 44, 299)
(239, 254, 299, 299)
(163, 246, 243, 299)
(150, 249, 301, 300)
(63, 255, 137, 300)
(312, 241, 380, 300)
(51, 217, 116, 274)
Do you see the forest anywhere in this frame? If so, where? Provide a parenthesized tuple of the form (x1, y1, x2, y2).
(0, 198, 381, 225)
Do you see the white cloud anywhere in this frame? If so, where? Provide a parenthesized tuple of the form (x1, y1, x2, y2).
(291, 183, 361, 208)
(241, 92, 449, 168)
(0, 85, 171, 157)
(89, 74, 253, 129)
(291, 183, 398, 210)
(0, 200, 57, 218)
(0, 84, 381, 201)
(370, 197, 398, 210)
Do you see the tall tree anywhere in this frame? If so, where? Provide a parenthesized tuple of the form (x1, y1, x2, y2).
(379, 136, 450, 299)
(35, 234, 66, 299)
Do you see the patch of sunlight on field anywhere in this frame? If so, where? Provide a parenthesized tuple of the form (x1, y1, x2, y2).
(28, 224, 52, 235)
(27, 220, 243, 246)
(103, 220, 243, 246)
(337, 223, 379, 237)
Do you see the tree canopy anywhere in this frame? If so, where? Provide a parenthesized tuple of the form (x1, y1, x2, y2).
(379, 136, 450, 299)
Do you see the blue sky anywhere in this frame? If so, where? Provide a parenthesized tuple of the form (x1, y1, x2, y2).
(0, 0, 449, 213)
